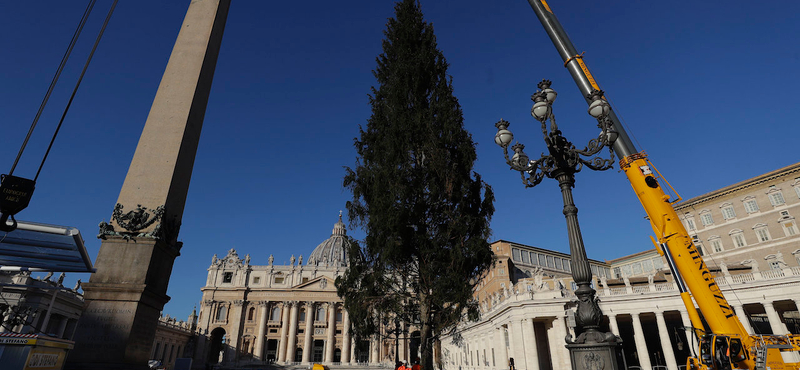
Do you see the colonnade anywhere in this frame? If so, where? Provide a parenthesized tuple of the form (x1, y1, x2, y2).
(443, 286, 800, 370)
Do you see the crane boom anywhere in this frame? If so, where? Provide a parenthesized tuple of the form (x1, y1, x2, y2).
(525, 1, 800, 369)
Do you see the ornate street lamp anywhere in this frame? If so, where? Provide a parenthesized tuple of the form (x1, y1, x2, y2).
(495, 80, 624, 370)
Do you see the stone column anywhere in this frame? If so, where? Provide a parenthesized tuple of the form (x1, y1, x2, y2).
(763, 302, 789, 335)
(303, 302, 315, 363)
(732, 305, 753, 335)
(67, 1, 231, 369)
(350, 337, 357, 363)
(608, 314, 620, 336)
(286, 302, 299, 362)
(495, 326, 509, 370)
(509, 320, 527, 370)
(325, 303, 336, 362)
(679, 310, 697, 346)
(371, 336, 380, 363)
(631, 313, 652, 370)
(546, 317, 570, 370)
(278, 302, 290, 363)
(254, 301, 269, 361)
(520, 319, 538, 370)
(228, 300, 245, 361)
(342, 310, 351, 363)
(655, 311, 678, 370)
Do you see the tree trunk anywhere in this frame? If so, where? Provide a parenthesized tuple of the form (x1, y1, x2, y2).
(420, 297, 434, 370)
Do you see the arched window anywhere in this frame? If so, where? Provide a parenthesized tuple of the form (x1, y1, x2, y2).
(248, 307, 255, 321)
(216, 305, 227, 321)
(316, 307, 326, 322)
(271, 306, 281, 321)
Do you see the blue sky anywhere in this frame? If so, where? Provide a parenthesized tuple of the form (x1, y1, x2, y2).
(1, 1, 798, 320)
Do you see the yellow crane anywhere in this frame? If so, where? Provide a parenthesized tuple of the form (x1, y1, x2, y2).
(524, 1, 800, 369)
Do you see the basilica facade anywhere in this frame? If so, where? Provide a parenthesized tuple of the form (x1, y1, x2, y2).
(194, 216, 412, 367)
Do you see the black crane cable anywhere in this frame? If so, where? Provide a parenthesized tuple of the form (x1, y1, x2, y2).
(8, 0, 119, 181)
(8, 0, 96, 176)
(35, 0, 119, 181)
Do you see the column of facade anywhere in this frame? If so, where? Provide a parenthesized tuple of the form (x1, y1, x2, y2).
(254, 301, 269, 361)
(324, 303, 336, 362)
(679, 309, 700, 349)
(763, 302, 790, 335)
(520, 319, 538, 370)
(303, 302, 315, 363)
(732, 304, 753, 335)
(277, 302, 291, 363)
(400, 322, 408, 363)
(342, 310, 351, 363)
(371, 336, 380, 363)
(545, 317, 570, 370)
(655, 311, 678, 370)
(350, 337, 357, 363)
(509, 320, 527, 370)
(607, 314, 620, 336)
(631, 313, 653, 370)
(286, 302, 300, 362)
(762, 302, 800, 363)
(229, 300, 246, 361)
(495, 326, 509, 369)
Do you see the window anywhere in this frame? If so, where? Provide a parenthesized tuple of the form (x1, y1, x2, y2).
(270, 307, 281, 321)
(336, 310, 343, 322)
(632, 263, 643, 275)
(565, 260, 571, 272)
(686, 218, 696, 231)
(700, 212, 714, 226)
(222, 272, 233, 283)
(652, 257, 664, 270)
(248, 307, 255, 321)
(554, 258, 563, 270)
(302, 277, 309, 283)
(622, 265, 632, 277)
(613, 267, 621, 278)
(216, 305, 227, 321)
(642, 259, 653, 272)
(274, 276, 284, 284)
(720, 204, 736, 220)
(783, 221, 799, 236)
(754, 224, 770, 242)
(710, 238, 723, 253)
(769, 261, 782, 270)
(730, 230, 747, 248)
(743, 197, 759, 213)
(299, 310, 306, 322)
(546, 255, 554, 268)
(511, 248, 521, 262)
(769, 192, 786, 206)
(316, 307, 326, 322)
(795, 184, 800, 199)
(538, 254, 547, 266)
(520, 250, 529, 264)
(530, 252, 538, 265)
(253, 276, 260, 284)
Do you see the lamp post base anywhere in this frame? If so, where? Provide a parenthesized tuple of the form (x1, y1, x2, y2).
(566, 339, 625, 370)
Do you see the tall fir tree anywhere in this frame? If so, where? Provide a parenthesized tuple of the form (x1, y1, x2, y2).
(335, 1, 495, 369)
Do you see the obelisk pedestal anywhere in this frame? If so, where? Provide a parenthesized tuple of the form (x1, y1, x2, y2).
(67, 1, 230, 368)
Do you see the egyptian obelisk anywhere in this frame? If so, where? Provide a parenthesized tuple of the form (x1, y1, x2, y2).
(67, 1, 230, 368)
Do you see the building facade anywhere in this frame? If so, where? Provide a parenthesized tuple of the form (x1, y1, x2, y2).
(441, 163, 800, 370)
(0, 271, 83, 340)
(194, 215, 411, 368)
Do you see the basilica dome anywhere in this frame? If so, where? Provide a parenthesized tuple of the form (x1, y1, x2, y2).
(307, 214, 349, 267)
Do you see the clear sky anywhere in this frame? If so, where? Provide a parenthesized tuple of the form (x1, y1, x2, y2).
(1, 0, 798, 320)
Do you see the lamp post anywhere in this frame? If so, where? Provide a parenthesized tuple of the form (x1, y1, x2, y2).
(494, 80, 624, 370)
(383, 316, 403, 364)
